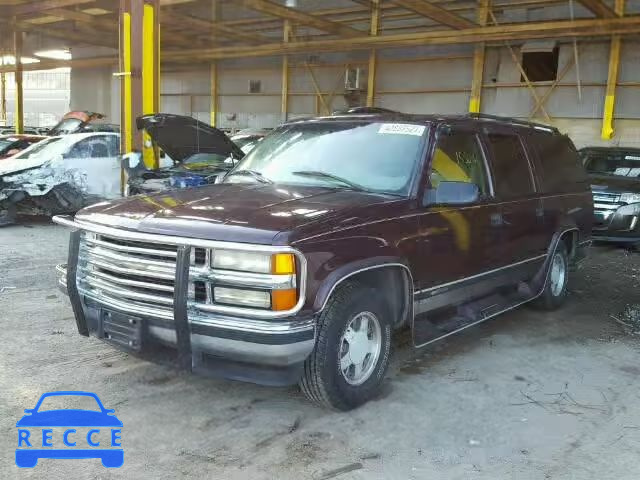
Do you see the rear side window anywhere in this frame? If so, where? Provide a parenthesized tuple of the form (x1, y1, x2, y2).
(532, 134, 587, 193)
(486, 133, 535, 199)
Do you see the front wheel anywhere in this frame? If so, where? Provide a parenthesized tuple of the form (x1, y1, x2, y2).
(535, 243, 569, 310)
(300, 281, 392, 410)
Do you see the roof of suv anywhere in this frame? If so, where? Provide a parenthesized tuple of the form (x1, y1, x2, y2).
(285, 111, 560, 135)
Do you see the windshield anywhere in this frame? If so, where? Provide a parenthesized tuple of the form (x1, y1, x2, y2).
(583, 150, 640, 178)
(49, 118, 83, 136)
(13, 137, 66, 160)
(0, 138, 17, 150)
(224, 122, 426, 195)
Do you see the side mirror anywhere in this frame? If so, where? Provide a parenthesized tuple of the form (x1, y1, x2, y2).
(23, 409, 34, 414)
(425, 181, 480, 206)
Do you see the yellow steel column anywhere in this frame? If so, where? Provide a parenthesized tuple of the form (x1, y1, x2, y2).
(601, 0, 625, 140)
(120, 0, 159, 168)
(366, 0, 380, 107)
(469, 0, 490, 113)
(120, 8, 133, 155)
(210, 62, 218, 127)
(13, 28, 23, 134)
(281, 20, 293, 121)
(142, 1, 159, 169)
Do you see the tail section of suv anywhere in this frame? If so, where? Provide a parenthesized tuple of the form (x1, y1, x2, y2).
(54, 113, 592, 410)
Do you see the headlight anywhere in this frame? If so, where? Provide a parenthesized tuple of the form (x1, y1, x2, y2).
(213, 250, 272, 273)
(214, 287, 271, 309)
(620, 193, 640, 204)
(193, 250, 299, 312)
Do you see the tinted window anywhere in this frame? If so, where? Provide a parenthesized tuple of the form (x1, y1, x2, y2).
(532, 134, 587, 192)
(582, 149, 640, 179)
(430, 130, 489, 195)
(486, 133, 534, 199)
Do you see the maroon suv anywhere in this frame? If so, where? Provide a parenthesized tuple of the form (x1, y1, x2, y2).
(55, 112, 593, 410)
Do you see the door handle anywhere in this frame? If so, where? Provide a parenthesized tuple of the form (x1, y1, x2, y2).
(490, 212, 503, 227)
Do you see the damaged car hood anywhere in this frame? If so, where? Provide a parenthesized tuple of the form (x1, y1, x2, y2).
(75, 183, 399, 244)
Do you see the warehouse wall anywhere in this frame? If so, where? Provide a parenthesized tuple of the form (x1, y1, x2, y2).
(69, 39, 640, 147)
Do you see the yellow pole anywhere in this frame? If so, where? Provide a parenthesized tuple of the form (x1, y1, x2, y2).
(122, 12, 133, 154)
(601, 0, 625, 140)
(142, 2, 159, 169)
(469, 0, 490, 113)
(366, 0, 380, 107)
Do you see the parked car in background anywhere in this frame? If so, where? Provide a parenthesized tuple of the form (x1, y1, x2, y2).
(0, 134, 45, 160)
(126, 113, 247, 195)
(54, 112, 592, 410)
(0, 132, 121, 225)
(230, 128, 271, 154)
(47, 111, 114, 136)
(581, 146, 640, 249)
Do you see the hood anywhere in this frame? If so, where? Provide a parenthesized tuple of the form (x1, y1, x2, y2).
(0, 154, 49, 177)
(137, 113, 245, 163)
(589, 173, 640, 194)
(76, 183, 399, 245)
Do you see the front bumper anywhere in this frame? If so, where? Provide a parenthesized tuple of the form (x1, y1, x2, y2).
(54, 225, 316, 387)
(592, 206, 640, 244)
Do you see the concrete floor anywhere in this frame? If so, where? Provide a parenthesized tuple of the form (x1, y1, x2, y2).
(1, 220, 639, 480)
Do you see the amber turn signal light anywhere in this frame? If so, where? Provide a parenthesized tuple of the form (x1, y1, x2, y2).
(272, 253, 296, 275)
(271, 289, 297, 311)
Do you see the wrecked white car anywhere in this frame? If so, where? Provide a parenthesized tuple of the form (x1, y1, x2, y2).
(0, 132, 121, 225)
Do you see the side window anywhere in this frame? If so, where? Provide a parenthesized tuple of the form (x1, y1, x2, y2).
(66, 138, 110, 159)
(430, 130, 489, 195)
(105, 135, 120, 157)
(66, 139, 92, 158)
(533, 134, 587, 193)
(486, 133, 534, 199)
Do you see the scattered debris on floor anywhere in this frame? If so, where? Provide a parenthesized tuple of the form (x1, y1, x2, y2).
(611, 304, 640, 335)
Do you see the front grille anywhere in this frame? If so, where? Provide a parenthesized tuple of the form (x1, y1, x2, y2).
(591, 191, 624, 228)
(77, 233, 177, 319)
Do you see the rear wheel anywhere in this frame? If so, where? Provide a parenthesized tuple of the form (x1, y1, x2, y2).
(300, 281, 392, 410)
(535, 243, 569, 310)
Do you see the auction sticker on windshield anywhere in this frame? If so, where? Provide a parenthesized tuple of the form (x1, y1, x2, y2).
(378, 123, 426, 136)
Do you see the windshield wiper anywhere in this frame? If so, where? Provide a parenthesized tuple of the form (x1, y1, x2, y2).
(292, 171, 367, 192)
(226, 169, 273, 184)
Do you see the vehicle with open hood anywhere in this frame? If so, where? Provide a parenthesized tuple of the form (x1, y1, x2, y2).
(47, 111, 115, 136)
(126, 114, 250, 194)
(0, 132, 120, 225)
(581, 146, 640, 248)
(54, 112, 592, 409)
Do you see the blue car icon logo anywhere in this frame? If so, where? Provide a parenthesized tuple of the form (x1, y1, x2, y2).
(16, 391, 123, 468)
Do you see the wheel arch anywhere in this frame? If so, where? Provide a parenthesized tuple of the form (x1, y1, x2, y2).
(312, 258, 414, 329)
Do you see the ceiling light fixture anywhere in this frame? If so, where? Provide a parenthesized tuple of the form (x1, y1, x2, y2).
(34, 49, 72, 60)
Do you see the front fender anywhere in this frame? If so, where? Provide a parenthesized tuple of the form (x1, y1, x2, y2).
(310, 256, 412, 312)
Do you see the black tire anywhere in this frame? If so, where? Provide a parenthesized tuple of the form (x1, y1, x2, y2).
(300, 281, 393, 410)
(535, 243, 569, 311)
(0, 203, 17, 226)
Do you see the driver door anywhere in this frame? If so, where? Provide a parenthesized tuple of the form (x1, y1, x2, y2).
(413, 125, 500, 346)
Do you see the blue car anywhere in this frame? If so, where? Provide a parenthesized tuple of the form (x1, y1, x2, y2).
(16, 391, 123, 468)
